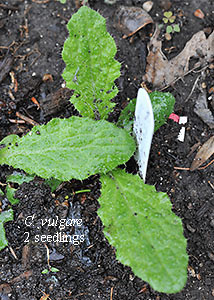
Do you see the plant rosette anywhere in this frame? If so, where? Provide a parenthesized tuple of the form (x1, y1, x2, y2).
(0, 6, 188, 294)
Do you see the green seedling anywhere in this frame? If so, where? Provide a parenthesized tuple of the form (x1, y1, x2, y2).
(0, 7, 188, 294)
(165, 24, 180, 40)
(162, 11, 176, 23)
(162, 11, 180, 40)
(42, 267, 60, 274)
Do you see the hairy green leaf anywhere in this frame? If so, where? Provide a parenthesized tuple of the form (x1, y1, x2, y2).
(0, 209, 13, 251)
(62, 6, 121, 119)
(45, 178, 62, 192)
(5, 172, 35, 205)
(98, 169, 188, 293)
(117, 98, 136, 133)
(0, 117, 135, 181)
(6, 185, 18, 205)
(117, 91, 175, 133)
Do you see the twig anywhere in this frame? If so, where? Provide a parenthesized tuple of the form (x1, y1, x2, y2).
(185, 75, 200, 102)
(174, 167, 190, 170)
(44, 243, 50, 269)
(208, 181, 214, 190)
(110, 287, 113, 300)
(160, 64, 209, 91)
(0, 4, 18, 10)
(16, 112, 39, 126)
(174, 159, 214, 171)
(32, 0, 50, 3)
(9, 246, 18, 260)
(198, 159, 214, 170)
(9, 119, 25, 124)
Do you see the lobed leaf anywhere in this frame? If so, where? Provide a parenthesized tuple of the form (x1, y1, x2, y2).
(98, 169, 188, 293)
(5, 172, 35, 205)
(62, 6, 121, 119)
(6, 172, 34, 185)
(6, 185, 18, 205)
(0, 117, 135, 181)
(117, 91, 175, 133)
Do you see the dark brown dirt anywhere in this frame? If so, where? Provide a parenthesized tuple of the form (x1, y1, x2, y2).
(0, 0, 214, 299)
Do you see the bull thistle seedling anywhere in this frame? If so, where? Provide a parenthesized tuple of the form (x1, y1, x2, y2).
(0, 6, 188, 293)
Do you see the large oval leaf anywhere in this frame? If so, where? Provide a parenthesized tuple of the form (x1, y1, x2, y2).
(98, 169, 188, 293)
(62, 6, 121, 119)
(0, 117, 135, 181)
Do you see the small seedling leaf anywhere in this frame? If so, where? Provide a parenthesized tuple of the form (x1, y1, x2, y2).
(169, 15, 176, 23)
(164, 11, 173, 18)
(62, 6, 121, 119)
(166, 25, 173, 33)
(98, 169, 188, 293)
(50, 267, 60, 272)
(0, 209, 13, 251)
(0, 188, 3, 196)
(117, 91, 175, 133)
(6, 185, 19, 205)
(0, 116, 135, 181)
(173, 24, 180, 32)
(41, 269, 49, 274)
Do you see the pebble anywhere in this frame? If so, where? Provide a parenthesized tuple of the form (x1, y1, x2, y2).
(210, 219, 214, 227)
(207, 251, 214, 261)
(186, 224, 196, 233)
(158, 0, 172, 10)
(142, 1, 153, 12)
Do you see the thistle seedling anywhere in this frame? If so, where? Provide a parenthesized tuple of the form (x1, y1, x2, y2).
(0, 6, 188, 294)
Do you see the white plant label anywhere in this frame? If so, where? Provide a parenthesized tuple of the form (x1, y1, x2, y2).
(133, 88, 154, 182)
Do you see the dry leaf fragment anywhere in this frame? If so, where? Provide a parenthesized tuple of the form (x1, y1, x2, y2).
(143, 29, 214, 89)
(194, 89, 214, 129)
(190, 136, 214, 171)
(114, 6, 154, 38)
(194, 9, 205, 19)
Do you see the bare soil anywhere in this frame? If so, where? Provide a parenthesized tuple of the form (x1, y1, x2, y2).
(0, 0, 214, 299)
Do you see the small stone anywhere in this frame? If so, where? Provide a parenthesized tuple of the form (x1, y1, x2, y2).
(186, 224, 196, 233)
(158, 0, 172, 10)
(143, 1, 153, 12)
(201, 82, 206, 89)
(207, 251, 214, 261)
